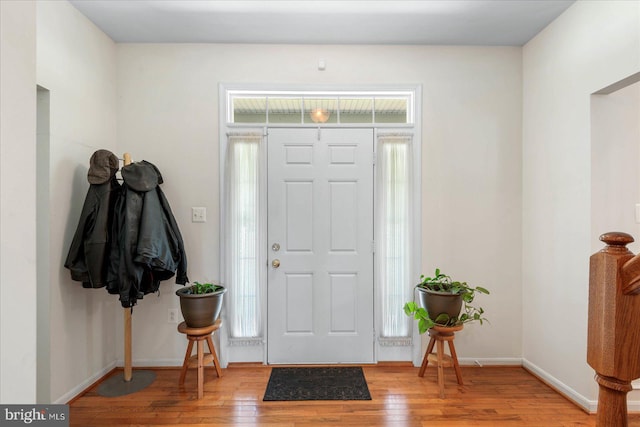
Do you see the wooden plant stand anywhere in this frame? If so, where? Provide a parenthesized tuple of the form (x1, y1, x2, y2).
(177, 318, 222, 399)
(419, 324, 463, 398)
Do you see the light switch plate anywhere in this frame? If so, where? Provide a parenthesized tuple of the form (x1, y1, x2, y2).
(192, 207, 206, 223)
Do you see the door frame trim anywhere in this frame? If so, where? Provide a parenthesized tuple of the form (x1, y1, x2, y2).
(218, 83, 423, 366)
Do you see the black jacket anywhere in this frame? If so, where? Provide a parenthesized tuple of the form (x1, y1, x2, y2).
(107, 160, 188, 307)
(64, 177, 121, 287)
(65, 150, 121, 288)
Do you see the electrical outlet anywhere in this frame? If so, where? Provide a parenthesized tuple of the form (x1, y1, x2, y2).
(168, 308, 179, 323)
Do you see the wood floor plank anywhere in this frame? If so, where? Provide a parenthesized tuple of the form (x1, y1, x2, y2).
(68, 365, 640, 426)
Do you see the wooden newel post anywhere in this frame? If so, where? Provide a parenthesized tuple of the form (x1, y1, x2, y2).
(588, 232, 640, 427)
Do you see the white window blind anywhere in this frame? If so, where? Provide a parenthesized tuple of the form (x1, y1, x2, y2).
(224, 134, 262, 338)
(377, 134, 413, 338)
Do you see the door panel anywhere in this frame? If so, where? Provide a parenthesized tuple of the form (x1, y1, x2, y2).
(285, 181, 313, 250)
(267, 128, 374, 363)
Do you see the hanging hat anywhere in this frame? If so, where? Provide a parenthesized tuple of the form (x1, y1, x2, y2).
(87, 149, 119, 184)
(121, 160, 162, 192)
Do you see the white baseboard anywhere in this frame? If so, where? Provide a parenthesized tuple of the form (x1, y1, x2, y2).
(458, 357, 522, 366)
(522, 360, 640, 413)
(124, 357, 522, 367)
(55, 361, 116, 404)
(59, 359, 185, 403)
(522, 358, 597, 413)
(115, 358, 183, 367)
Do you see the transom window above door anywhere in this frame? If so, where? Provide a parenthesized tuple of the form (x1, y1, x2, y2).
(226, 90, 414, 125)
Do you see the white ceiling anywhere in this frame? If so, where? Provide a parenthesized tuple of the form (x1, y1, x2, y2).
(68, 0, 575, 46)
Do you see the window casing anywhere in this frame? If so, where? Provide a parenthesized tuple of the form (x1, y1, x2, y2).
(220, 85, 421, 363)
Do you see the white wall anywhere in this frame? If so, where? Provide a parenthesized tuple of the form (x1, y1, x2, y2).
(591, 80, 640, 399)
(36, 0, 119, 403)
(522, 0, 640, 411)
(591, 82, 640, 254)
(0, 0, 37, 404)
(116, 44, 523, 366)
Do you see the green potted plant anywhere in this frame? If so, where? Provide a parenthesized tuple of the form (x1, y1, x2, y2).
(176, 281, 226, 328)
(403, 268, 489, 334)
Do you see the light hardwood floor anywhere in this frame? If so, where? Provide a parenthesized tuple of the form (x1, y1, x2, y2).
(69, 364, 640, 426)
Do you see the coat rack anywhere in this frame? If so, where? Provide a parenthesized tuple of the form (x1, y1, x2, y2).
(97, 152, 156, 397)
(123, 152, 133, 382)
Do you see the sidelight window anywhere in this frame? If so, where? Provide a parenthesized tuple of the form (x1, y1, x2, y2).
(377, 133, 414, 338)
(224, 133, 262, 338)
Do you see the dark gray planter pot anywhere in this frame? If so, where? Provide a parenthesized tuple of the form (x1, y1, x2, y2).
(416, 286, 462, 324)
(176, 286, 226, 328)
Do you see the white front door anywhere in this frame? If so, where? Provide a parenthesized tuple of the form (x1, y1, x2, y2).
(267, 128, 374, 363)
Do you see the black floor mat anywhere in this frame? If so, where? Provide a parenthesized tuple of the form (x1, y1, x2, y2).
(263, 367, 372, 401)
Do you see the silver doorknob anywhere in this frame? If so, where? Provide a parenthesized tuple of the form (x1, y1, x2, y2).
(272, 259, 281, 268)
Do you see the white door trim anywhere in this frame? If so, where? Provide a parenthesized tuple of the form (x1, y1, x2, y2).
(218, 84, 422, 366)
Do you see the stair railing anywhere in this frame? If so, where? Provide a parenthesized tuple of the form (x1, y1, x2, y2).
(588, 232, 640, 427)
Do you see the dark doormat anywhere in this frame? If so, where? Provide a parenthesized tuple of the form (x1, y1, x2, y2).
(263, 367, 372, 401)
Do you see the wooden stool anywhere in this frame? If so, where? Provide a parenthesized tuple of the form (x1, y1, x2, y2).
(418, 324, 463, 398)
(177, 318, 222, 399)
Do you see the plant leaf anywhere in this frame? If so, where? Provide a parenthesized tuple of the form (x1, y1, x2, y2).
(434, 313, 450, 325)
